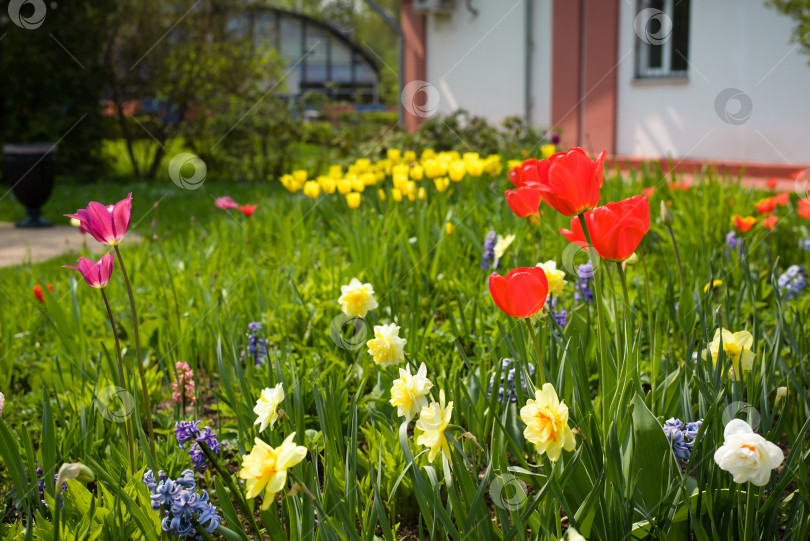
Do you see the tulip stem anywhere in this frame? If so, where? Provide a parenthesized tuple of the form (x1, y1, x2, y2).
(577, 213, 611, 431)
(667, 224, 685, 289)
(524, 318, 546, 386)
(616, 263, 631, 314)
(100, 288, 136, 474)
(114, 246, 156, 462)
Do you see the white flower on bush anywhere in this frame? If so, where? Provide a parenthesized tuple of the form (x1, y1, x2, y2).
(713, 419, 783, 486)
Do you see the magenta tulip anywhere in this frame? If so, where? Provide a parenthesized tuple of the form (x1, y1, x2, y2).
(215, 196, 239, 209)
(66, 193, 132, 246)
(63, 252, 116, 288)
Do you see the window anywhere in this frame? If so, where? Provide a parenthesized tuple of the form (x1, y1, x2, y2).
(635, 0, 690, 79)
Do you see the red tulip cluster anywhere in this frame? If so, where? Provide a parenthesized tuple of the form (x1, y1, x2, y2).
(491, 147, 651, 319)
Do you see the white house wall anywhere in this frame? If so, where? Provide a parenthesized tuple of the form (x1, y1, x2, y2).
(616, 0, 810, 164)
(424, 0, 552, 128)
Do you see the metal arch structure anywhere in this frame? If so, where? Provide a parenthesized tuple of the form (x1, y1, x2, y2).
(230, 6, 383, 104)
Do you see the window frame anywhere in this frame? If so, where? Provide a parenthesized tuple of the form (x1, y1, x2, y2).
(634, 0, 690, 81)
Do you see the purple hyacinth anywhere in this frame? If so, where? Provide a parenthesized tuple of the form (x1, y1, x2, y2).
(481, 231, 498, 270)
(574, 263, 594, 303)
(549, 297, 567, 327)
(175, 421, 220, 473)
(801, 239, 810, 252)
(663, 417, 702, 467)
(777, 265, 807, 300)
(551, 133, 561, 144)
(143, 469, 221, 539)
(487, 358, 534, 403)
(725, 231, 742, 251)
(241, 321, 268, 366)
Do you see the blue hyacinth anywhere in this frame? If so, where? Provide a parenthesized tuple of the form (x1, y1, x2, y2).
(574, 263, 594, 303)
(175, 421, 220, 473)
(143, 469, 221, 539)
(481, 231, 498, 270)
(241, 321, 268, 365)
(777, 265, 807, 299)
(725, 230, 744, 256)
(663, 418, 702, 467)
(801, 239, 810, 252)
(487, 358, 534, 403)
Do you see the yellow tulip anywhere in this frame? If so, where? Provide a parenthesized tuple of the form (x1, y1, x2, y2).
(448, 160, 466, 182)
(337, 179, 352, 195)
(541, 144, 557, 159)
(378, 188, 386, 201)
(303, 181, 321, 199)
(445, 222, 454, 235)
(410, 164, 424, 181)
(392, 188, 403, 202)
(292, 170, 308, 183)
(346, 192, 362, 209)
(329, 165, 342, 179)
(466, 159, 484, 177)
(387, 149, 402, 164)
(433, 177, 450, 193)
(403, 150, 416, 163)
(417, 187, 426, 200)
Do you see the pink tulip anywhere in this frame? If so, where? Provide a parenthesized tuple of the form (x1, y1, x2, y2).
(66, 193, 132, 246)
(63, 252, 116, 288)
(215, 196, 239, 209)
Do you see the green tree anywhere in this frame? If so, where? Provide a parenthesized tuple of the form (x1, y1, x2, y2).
(767, 0, 810, 64)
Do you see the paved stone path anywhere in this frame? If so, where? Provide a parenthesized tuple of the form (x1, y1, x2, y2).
(0, 222, 140, 268)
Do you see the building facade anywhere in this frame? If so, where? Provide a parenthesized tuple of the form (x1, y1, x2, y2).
(402, 0, 810, 175)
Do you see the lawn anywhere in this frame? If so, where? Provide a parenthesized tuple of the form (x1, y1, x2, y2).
(0, 150, 809, 540)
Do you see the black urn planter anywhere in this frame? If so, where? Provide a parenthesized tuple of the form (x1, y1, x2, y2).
(2, 143, 58, 228)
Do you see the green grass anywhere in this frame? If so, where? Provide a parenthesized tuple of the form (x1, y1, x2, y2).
(0, 163, 809, 540)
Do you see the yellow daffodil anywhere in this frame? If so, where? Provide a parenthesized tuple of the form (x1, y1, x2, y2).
(390, 363, 432, 421)
(537, 260, 566, 295)
(338, 278, 378, 317)
(367, 323, 407, 367)
(704, 280, 723, 293)
(239, 434, 307, 510)
(253, 383, 284, 432)
(520, 383, 576, 462)
(708, 328, 755, 379)
(541, 144, 557, 159)
(415, 389, 453, 463)
(346, 192, 362, 209)
(445, 222, 454, 235)
(303, 181, 321, 199)
(448, 160, 466, 182)
(493, 234, 516, 260)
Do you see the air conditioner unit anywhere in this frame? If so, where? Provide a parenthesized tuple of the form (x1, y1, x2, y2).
(413, 0, 454, 15)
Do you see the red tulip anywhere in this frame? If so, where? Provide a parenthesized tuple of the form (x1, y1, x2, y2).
(66, 193, 132, 246)
(762, 215, 778, 230)
(63, 252, 116, 288)
(733, 215, 757, 232)
(33, 284, 53, 302)
(755, 198, 776, 215)
(505, 186, 542, 217)
(489, 267, 549, 318)
(238, 204, 257, 217)
(521, 148, 605, 216)
(508, 158, 541, 188)
(559, 195, 650, 262)
(766, 178, 778, 190)
(772, 192, 789, 206)
(798, 199, 810, 219)
(641, 187, 655, 197)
